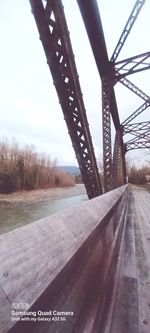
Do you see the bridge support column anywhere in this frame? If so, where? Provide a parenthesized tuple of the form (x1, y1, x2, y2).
(102, 79, 112, 192)
(113, 129, 126, 188)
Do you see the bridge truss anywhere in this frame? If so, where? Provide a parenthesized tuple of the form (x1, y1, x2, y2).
(29, 0, 150, 197)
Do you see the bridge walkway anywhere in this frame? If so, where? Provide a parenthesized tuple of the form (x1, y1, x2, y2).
(0, 185, 150, 333)
(109, 186, 150, 333)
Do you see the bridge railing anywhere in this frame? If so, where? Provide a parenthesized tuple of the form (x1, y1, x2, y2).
(0, 185, 128, 333)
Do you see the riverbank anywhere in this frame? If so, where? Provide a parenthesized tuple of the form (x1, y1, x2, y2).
(0, 184, 86, 206)
(0, 184, 87, 235)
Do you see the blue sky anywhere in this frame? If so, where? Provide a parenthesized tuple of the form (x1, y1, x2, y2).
(0, 0, 149, 166)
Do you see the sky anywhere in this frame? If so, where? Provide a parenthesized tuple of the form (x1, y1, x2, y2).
(0, 0, 149, 167)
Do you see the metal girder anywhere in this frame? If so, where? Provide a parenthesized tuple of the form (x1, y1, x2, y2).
(76, 0, 148, 190)
(125, 126, 150, 141)
(123, 121, 150, 135)
(29, 0, 102, 199)
(125, 140, 150, 151)
(112, 133, 119, 189)
(112, 130, 126, 189)
(102, 78, 126, 192)
(76, 0, 109, 77)
(77, 0, 125, 192)
(120, 77, 150, 102)
(125, 127, 150, 151)
(114, 51, 150, 79)
(102, 80, 112, 192)
(76, 0, 120, 130)
(111, 0, 145, 62)
(122, 101, 150, 126)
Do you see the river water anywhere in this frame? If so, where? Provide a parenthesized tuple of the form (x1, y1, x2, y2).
(0, 185, 87, 235)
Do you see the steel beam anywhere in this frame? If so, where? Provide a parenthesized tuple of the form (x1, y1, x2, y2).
(77, 0, 123, 192)
(111, 0, 145, 62)
(112, 130, 126, 188)
(29, 0, 102, 199)
(114, 51, 150, 79)
(120, 77, 150, 102)
(122, 101, 150, 126)
(125, 140, 150, 151)
(76, 0, 120, 130)
(123, 121, 150, 135)
(102, 80, 112, 191)
(125, 121, 150, 151)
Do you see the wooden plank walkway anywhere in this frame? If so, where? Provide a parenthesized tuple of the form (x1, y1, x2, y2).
(0, 185, 150, 332)
(0, 186, 127, 333)
(132, 186, 150, 333)
(110, 186, 150, 333)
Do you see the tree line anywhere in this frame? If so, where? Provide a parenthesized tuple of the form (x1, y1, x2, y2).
(1, 137, 149, 194)
(128, 165, 150, 185)
(0, 138, 75, 193)
(97, 155, 150, 187)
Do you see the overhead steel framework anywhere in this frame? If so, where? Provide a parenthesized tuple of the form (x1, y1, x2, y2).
(123, 121, 150, 151)
(29, 0, 150, 197)
(77, 0, 149, 191)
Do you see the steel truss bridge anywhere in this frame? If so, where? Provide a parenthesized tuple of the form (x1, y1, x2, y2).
(0, 3, 150, 332)
(29, 0, 150, 198)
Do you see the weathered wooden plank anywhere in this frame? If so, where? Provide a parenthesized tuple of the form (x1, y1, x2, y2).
(108, 186, 150, 333)
(0, 185, 127, 332)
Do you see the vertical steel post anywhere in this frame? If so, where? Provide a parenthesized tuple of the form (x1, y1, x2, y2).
(102, 79, 112, 192)
(113, 130, 126, 188)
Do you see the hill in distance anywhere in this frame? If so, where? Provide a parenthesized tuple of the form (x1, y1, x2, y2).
(57, 166, 80, 175)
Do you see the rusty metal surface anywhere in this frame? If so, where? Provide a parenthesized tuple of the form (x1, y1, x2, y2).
(123, 121, 150, 151)
(102, 80, 112, 191)
(110, 0, 145, 62)
(29, 0, 149, 193)
(120, 77, 150, 102)
(76, 0, 149, 191)
(114, 52, 150, 79)
(121, 101, 150, 126)
(29, 0, 102, 199)
(112, 130, 126, 189)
